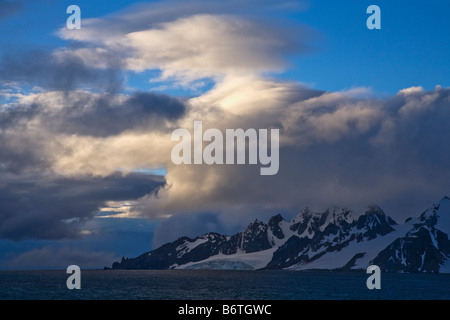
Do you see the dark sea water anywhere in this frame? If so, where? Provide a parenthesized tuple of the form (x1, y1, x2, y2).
(0, 270, 449, 300)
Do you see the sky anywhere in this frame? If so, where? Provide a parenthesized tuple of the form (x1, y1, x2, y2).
(0, 0, 449, 270)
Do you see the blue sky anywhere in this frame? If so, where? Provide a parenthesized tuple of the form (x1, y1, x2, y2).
(0, 0, 449, 270)
(284, 0, 449, 94)
(2, 0, 448, 95)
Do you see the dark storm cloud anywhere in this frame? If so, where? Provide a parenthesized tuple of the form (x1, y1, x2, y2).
(0, 130, 49, 174)
(0, 49, 123, 92)
(0, 172, 164, 240)
(51, 91, 186, 137)
(0, 90, 186, 149)
(1, 91, 185, 137)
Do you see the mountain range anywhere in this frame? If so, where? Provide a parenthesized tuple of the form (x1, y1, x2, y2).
(111, 197, 450, 272)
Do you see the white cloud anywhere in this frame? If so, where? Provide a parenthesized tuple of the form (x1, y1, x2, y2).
(398, 85, 441, 116)
(398, 86, 424, 95)
(58, 4, 312, 88)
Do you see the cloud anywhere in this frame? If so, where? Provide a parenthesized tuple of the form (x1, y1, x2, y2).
(132, 84, 450, 224)
(0, 61, 172, 241)
(2, 90, 186, 137)
(58, 1, 314, 87)
(0, 88, 186, 180)
(3, 80, 447, 240)
(0, 50, 123, 92)
(122, 14, 306, 79)
(0, 172, 164, 240)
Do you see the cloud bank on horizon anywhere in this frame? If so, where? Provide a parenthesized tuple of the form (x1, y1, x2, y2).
(0, 0, 449, 259)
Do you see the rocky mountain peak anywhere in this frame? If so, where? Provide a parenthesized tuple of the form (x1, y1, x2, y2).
(418, 196, 450, 229)
(268, 214, 285, 240)
(355, 206, 397, 240)
(268, 213, 284, 225)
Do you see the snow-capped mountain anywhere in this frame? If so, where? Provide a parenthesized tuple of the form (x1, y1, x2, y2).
(371, 197, 450, 273)
(266, 205, 397, 269)
(111, 197, 450, 273)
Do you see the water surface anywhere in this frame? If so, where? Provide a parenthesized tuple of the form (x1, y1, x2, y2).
(0, 270, 449, 300)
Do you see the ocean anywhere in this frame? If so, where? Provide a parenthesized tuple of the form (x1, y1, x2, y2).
(0, 270, 449, 300)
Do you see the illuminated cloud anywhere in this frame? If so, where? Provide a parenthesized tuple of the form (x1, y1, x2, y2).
(58, 3, 312, 87)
